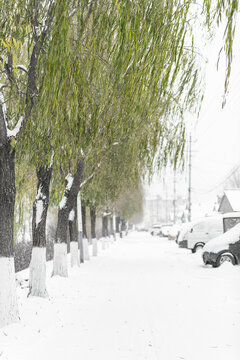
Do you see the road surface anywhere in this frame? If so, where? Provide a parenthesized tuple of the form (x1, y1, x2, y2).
(1, 232, 240, 360)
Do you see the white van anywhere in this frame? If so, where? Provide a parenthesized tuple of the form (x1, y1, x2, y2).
(178, 212, 240, 253)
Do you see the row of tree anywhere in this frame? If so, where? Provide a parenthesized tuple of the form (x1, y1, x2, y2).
(0, 0, 235, 329)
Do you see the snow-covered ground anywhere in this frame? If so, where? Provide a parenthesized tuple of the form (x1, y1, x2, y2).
(1, 232, 240, 360)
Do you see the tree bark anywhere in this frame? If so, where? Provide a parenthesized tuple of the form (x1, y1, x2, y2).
(116, 216, 120, 233)
(90, 207, 96, 239)
(90, 207, 98, 256)
(102, 213, 109, 238)
(0, 143, 15, 258)
(81, 204, 90, 260)
(82, 204, 87, 239)
(77, 192, 84, 263)
(29, 165, 52, 297)
(113, 214, 116, 240)
(0, 139, 19, 328)
(69, 198, 80, 267)
(110, 217, 113, 236)
(69, 199, 78, 243)
(52, 159, 85, 277)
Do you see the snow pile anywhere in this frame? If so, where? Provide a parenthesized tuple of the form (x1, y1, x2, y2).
(204, 223, 240, 252)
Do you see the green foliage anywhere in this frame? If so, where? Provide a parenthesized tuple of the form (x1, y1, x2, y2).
(0, 0, 203, 213)
(115, 183, 144, 221)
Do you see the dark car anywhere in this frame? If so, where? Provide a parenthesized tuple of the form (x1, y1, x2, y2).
(202, 223, 240, 267)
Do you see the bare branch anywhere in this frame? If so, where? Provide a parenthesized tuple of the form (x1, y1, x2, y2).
(16, 65, 28, 74)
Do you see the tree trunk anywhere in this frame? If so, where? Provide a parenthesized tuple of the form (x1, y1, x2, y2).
(105, 215, 109, 237)
(90, 207, 97, 256)
(69, 198, 79, 267)
(77, 192, 84, 263)
(52, 159, 85, 277)
(0, 141, 19, 328)
(90, 207, 96, 239)
(102, 213, 109, 238)
(81, 204, 90, 260)
(82, 204, 87, 239)
(116, 216, 120, 233)
(29, 165, 52, 297)
(110, 217, 113, 236)
(113, 214, 116, 240)
(102, 214, 108, 250)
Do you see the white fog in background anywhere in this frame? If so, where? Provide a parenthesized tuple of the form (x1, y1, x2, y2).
(145, 15, 240, 221)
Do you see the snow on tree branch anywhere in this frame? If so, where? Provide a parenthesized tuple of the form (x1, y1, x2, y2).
(7, 116, 24, 139)
(79, 173, 94, 189)
(59, 174, 74, 209)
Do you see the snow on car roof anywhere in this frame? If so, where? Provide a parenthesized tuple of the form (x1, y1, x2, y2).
(177, 216, 222, 243)
(204, 223, 240, 253)
(223, 211, 240, 218)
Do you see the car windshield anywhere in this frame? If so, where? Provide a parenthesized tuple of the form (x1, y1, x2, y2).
(223, 217, 240, 232)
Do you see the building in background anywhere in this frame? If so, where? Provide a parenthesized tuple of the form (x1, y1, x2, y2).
(144, 194, 186, 227)
(218, 189, 240, 213)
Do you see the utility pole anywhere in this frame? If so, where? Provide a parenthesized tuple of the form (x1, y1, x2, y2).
(188, 134, 192, 222)
(173, 170, 176, 223)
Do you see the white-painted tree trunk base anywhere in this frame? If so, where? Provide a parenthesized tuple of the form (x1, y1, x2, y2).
(0, 257, 19, 328)
(70, 242, 80, 267)
(101, 238, 106, 250)
(83, 238, 90, 260)
(92, 239, 98, 256)
(52, 243, 68, 277)
(29, 247, 48, 298)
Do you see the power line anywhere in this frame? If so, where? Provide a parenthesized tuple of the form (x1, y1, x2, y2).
(192, 164, 240, 195)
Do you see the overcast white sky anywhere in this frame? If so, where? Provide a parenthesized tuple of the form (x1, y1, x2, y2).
(146, 15, 240, 216)
(191, 18, 240, 204)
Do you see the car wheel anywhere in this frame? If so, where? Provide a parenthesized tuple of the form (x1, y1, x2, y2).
(216, 253, 236, 267)
(192, 243, 204, 253)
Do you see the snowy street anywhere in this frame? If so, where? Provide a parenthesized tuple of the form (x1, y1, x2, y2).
(1, 232, 240, 360)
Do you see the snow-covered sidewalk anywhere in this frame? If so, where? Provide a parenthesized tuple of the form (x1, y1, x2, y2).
(1, 232, 240, 360)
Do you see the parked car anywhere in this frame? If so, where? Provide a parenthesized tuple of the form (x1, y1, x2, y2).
(202, 223, 240, 267)
(160, 224, 172, 237)
(150, 223, 172, 237)
(150, 224, 162, 236)
(178, 212, 240, 253)
(168, 223, 182, 240)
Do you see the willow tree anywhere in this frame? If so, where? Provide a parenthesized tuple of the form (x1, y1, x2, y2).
(0, 0, 91, 325)
(0, 0, 202, 325)
(33, 0, 201, 277)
